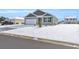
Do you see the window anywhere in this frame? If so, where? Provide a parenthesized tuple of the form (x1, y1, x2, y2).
(66, 19, 68, 21)
(48, 19, 51, 22)
(73, 18, 76, 20)
(38, 18, 42, 24)
(48, 17, 51, 22)
(44, 18, 47, 22)
(44, 17, 51, 22)
(70, 18, 72, 20)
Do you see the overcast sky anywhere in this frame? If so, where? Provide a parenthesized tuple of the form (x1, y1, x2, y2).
(0, 9, 79, 20)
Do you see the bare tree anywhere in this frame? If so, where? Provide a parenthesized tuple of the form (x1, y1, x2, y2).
(0, 16, 6, 23)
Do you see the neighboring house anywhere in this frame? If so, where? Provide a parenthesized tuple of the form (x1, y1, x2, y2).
(64, 16, 77, 24)
(13, 17, 25, 24)
(24, 9, 58, 26)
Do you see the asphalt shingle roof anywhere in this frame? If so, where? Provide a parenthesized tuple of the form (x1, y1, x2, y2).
(26, 13, 36, 17)
(33, 9, 45, 16)
(44, 13, 52, 16)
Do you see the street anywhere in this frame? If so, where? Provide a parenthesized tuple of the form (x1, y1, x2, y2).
(0, 34, 76, 49)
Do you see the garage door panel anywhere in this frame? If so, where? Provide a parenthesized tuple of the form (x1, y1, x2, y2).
(26, 19, 37, 25)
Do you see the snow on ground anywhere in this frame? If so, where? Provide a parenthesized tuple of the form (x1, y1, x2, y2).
(1, 24, 79, 44)
(0, 24, 33, 29)
(0, 24, 23, 28)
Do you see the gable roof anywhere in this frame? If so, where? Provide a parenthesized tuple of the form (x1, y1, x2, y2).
(26, 13, 36, 17)
(44, 13, 52, 16)
(33, 9, 45, 16)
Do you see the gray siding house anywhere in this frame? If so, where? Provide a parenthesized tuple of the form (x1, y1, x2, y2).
(24, 9, 58, 25)
(64, 16, 78, 24)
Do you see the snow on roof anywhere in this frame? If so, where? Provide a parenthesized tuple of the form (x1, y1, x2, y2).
(26, 13, 36, 17)
(14, 17, 24, 19)
(65, 16, 77, 18)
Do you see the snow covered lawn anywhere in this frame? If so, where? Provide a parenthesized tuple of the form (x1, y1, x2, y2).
(1, 24, 79, 44)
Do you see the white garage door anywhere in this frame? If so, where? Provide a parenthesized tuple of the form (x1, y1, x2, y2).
(26, 19, 37, 25)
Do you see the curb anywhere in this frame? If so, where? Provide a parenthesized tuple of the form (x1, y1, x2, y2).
(0, 33, 79, 48)
(38, 38, 79, 48)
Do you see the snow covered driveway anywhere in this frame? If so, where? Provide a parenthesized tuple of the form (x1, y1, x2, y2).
(1, 24, 79, 44)
(0, 25, 34, 31)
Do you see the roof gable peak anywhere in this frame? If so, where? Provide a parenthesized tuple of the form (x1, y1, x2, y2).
(26, 13, 36, 17)
(33, 9, 46, 16)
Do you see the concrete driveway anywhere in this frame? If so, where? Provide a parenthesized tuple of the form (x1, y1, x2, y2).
(0, 34, 76, 49)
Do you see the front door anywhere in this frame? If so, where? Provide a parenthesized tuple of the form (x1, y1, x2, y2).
(38, 18, 42, 27)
